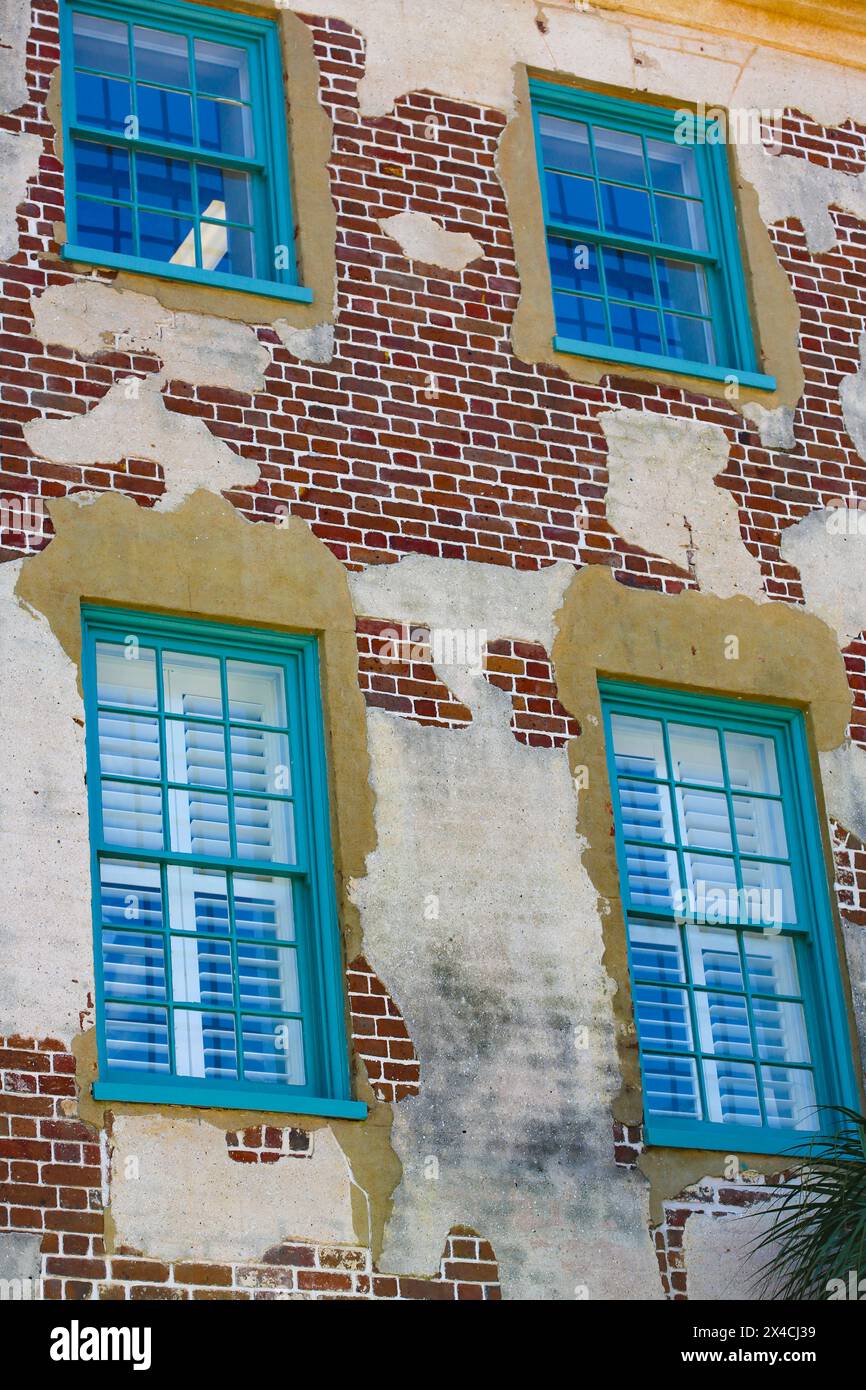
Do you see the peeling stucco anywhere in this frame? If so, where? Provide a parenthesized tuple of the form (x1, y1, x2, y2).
(378, 212, 484, 271)
(780, 505, 866, 647)
(274, 320, 336, 364)
(840, 332, 866, 461)
(0, 0, 31, 115)
(741, 401, 797, 452)
(0, 130, 41, 261)
(682, 1206, 779, 1300)
(820, 742, 866, 846)
(739, 140, 866, 254)
(601, 409, 766, 600)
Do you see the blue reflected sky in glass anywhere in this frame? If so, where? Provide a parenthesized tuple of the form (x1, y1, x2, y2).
(74, 140, 131, 202)
(137, 85, 194, 145)
(136, 153, 194, 215)
(75, 72, 130, 132)
(76, 197, 133, 253)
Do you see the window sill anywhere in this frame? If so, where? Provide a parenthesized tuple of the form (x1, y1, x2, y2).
(92, 1079, 367, 1120)
(645, 1119, 821, 1156)
(62, 244, 315, 304)
(552, 334, 776, 392)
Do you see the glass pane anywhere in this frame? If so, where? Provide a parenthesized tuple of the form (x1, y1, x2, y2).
(694, 990, 751, 1058)
(725, 731, 780, 794)
(553, 292, 607, 344)
(764, 1066, 817, 1130)
(166, 864, 230, 935)
(675, 787, 732, 852)
(739, 860, 795, 926)
(686, 925, 744, 992)
(657, 258, 709, 316)
(135, 153, 193, 215)
(594, 126, 645, 185)
(101, 781, 163, 850)
(684, 852, 738, 916)
(163, 652, 223, 719)
(96, 642, 157, 709)
(98, 711, 161, 781)
(75, 72, 131, 131)
(646, 139, 701, 197)
(166, 718, 227, 788)
(655, 193, 707, 250)
(610, 301, 662, 354)
(643, 1053, 701, 1119)
(634, 983, 693, 1052)
(230, 726, 291, 796)
(545, 171, 598, 227)
(610, 713, 667, 779)
(664, 313, 715, 365)
(743, 932, 800, 997)
(237, 941, 300, 1014)
(204, 222, 255, 278)
(733, 796, 788, 859)
(625, 843, 678, 910)
(754, 999, 810, 1065)
(100, 859, 163, 930)
(175, 1010, 237, 1079)
(629, 921, 686, 985)
(603, 247, 654, 304)
(195, 39, 250, 102)
(538, 115, 592, 174)
(234, 874, 295, 943)
(600, 182, 652, 239)
(196, 165, 254, 226)
(168, 788, 229, 857)
(72, 12, 130, 76)
(74, 140, 131, 202)
(76, 198, 133, 254)
(105, 1003, 169, 1073)
(227, 660, 288, 727)
(234, 797, 296, 865)
(192, 219, 227, 272)
(198, 97, 253, 157)
(171, 935, 233, 1008)
(133, 26, 190, 89)
(243, 1015, 305, 1086)
(137, 85, 194, 145)
(103, 929, 166, 1002)
(547, 236, 601, 296)
(619, 779, 675, 843)
(138, 209, 195, 264)
(704, 1058, 761, 1124)
(668, 723, 723, 786)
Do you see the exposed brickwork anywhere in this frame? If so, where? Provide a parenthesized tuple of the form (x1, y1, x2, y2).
(654, 1178, 783, 1301)
(831, 818, 866, 929)
(612, 1121, 644, 1169)
(225, 1125, 313, 1164)
(347, 955, 421, 1103)
(356, 618, 472, 728)
(761, 109, 866, 174)
(484, 638, 581, 748)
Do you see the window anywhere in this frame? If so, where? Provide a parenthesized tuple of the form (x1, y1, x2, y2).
(82, 607, 363, 1118)
(600, 681, 858, 1153)
(59, 0, 311, 302)
(530, 81, 773, 389)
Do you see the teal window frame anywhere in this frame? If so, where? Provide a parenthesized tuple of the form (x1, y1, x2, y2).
(59, 0, 313, 303)
(600, 680, 859, 1155)
(81, 606, 364, 1119)
(530, 80, 774, 390)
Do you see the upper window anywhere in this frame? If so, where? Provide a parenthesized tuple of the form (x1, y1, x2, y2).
(82, 607, 363, 1118)
(531, 81, 772, 389)
(59, 0, 311, 302)
(601, 681, 858, 1154)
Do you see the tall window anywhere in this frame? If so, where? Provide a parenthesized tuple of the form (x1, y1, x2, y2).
(530, 81, 772, 389)
(600, 681, 858, 1153)
(82, 607, 363, 1118)
(59, 0, 311, 301)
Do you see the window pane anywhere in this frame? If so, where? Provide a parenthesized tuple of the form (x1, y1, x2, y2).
(204, 222, 255, 278)
(657, 258, 709, 316)
(733, 796, 788, 859)
(634, 983, 693, 1052)
(163, 652, 223, 719)
(234, 875, 295, 943)
(196, 165, 254, 226)
(646, 138, 700, 196)
(553, 292, 607, 344)
(75, 71, 131, 131)
(96, 642, 157, 709)
(687, 925, 744, 992)
(105, 1003, 169, 1072)
(743, 933, 800, 997)
(175, 1010, 237, 1079)
(100, 859, 163, 930)
(138, 209, 195, 264)
(629, 921, 686, 985)
(704, 1058, 761, 1124)
(243, 1016, 305, 1086)
(545, 170, 599, 227)
(610, 301, 662, 354)
(625, 843, 678, 910)
(98, 710, 161, 781)
(198, 97, 253, 157)
(675, 787, 732, 852)
(603, 246, 654, 304)
(76, 198, 134, 254)
(764, 1066, 817, 1129)
(234, 797, 296, 865)
(137, 85, 193, 145)
(610, 713, 666, 779)
(195, 39, 250, 102)
(74, 140, 131, 202)
(643, 1053, 701, 1119)
(695, 990, 751, 1058)
(133, 26, 190, 89)
(103, 929, 166, 1002)
(168, 787, 229, 857)
(668, 723, 723, 786)
(167, 864, 230, 935)
(664, 313, 715, 365)
(739, 859, 796, 926)
(72, 12, 130, 76)
(166, 718, 227, 788)
(600, 182, 652, 239)
(230, 726, 291, 796)
(227, 659, 289, 725)
(619, 778, 675, 843)
(547, 236, 601, 296)
(171, 935, 233, 1008)
(538, 115, 592, 174)
(594, 126, 645, 185)
(684, 852, 738, 913)
(754, 999, 810, 1065)
(238, 941, 300, 1014)
(102, 780, 163, 850)
(725, 732, 780, 794)
(655, 193, 707, 251)
(135, 153, 194, 215)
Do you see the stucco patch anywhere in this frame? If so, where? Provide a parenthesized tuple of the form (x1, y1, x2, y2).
(741, 402, 797, 452)
(23, 374, 260, 510)
(30, 281, 271, 392)
(682, 1206, 779, 1300)
(820, 742, 866, 846)
(0, 1232, 42, 1284)
(0, 562, 92, 1045)
(109, 1114, 356, 1263)
(0, 0, 30, 114)
(840, 332, 866, 462)
(378, 212, 483, 272)
(274, 320, 336, 364)
(780, 506, 866, 647)
(600, 408, 765, 601)
(0, 131, 41, 261)
(739, 141, 866, 254)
